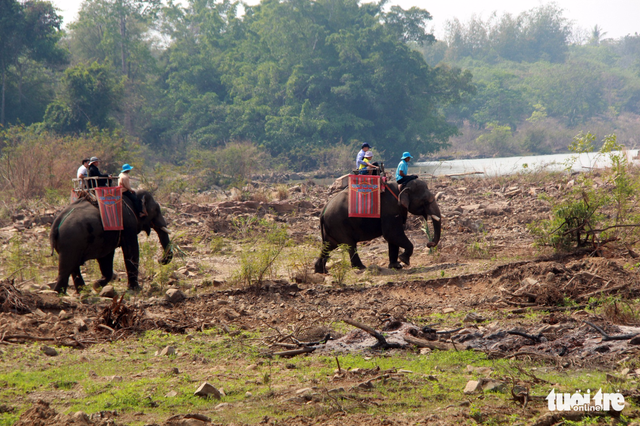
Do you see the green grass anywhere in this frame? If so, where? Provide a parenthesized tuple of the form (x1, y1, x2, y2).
(1, 320, 638, 425)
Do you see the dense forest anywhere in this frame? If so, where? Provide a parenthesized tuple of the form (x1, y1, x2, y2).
(1, 0, 639, 182)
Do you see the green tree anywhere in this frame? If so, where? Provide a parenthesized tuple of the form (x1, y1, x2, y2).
(44, 61, 123, 133)
(67, 0, 160, 135)
(0, 0, 66, 126)
(153, 0, 473, 164)
(0, 0, 23, 126)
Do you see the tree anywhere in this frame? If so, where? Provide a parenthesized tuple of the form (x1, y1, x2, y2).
(67, 0, 160, 134)
(152, 0, 473, 163)
(44, 61, 123, 133)
(0, 0, 24, 125)
(0, 0, 66, 126)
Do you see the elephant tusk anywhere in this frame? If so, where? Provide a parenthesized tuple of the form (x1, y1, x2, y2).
(160, 227, 172, 234)
(430, 215, 441, 222)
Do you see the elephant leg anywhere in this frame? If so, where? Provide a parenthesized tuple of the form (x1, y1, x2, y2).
(388, 243, 402, 269)
(71, 267, 86, 294)
(53, 253, 75, 294)
(348, 244, 366, 270)
(122, 238, 141, 291)
(94, 252, 115, 290)
(383, 224, 414, 268)
(315, 241, 337, 274)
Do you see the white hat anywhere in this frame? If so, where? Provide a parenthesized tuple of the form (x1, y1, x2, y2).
(364, 151, 373, 157)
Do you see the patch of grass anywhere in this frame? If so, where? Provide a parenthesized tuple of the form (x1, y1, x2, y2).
(0, 331, 638, 425)
(329, 244, 354, 286)
(275, 185, 289, 200)
(591, 296, 640, 325)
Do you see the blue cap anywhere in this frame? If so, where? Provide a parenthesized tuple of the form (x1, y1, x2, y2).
(362, 143, 370, 148)
(121, 163, 133, 173)
(401, 152, 413, 159)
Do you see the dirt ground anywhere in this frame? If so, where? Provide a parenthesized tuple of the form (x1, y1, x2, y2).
(1, 171, 640, 425)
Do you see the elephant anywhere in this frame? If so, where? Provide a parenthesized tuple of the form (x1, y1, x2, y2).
(314, 178, 441, 273)
(49, 190, 173, 294)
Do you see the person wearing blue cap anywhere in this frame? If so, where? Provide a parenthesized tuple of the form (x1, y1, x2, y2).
(355, 142, 372, 172)
(119, 164, 146, 218)
(395, 152, 418, 189)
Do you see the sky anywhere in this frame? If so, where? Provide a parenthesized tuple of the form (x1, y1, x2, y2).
(51, 0, 640, 41)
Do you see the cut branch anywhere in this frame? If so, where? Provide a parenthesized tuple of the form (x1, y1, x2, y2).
(584, 321, 639, 341)
(343, 318, 403, 349)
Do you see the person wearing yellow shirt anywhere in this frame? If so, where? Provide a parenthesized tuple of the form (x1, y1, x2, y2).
(358, 151, 379, 175)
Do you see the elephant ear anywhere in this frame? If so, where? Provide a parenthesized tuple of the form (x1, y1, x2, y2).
(399, 187, 411, 209)
(426, 190, 435, 204)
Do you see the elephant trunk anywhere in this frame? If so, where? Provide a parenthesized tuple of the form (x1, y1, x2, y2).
(425, 205, 442, 248)
(156, 228, 173, 264)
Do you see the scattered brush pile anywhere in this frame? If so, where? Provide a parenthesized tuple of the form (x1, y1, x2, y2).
(0, 279, 37, 314)
(496, 257, 639, 309)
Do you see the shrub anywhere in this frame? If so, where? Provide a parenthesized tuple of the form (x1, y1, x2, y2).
(0, 126, 137, 201)
(276, 185, 289, 200)
(528, 132, 640, 250)
(233, 221, 289, 287)
(330, 244, 353, 286)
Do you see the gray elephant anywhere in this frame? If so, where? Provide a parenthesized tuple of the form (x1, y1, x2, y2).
(314, 178, 441, 273)
(50, 190, 173, 294)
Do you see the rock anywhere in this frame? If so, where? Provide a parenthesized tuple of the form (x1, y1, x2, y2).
(463, 312, 486, 323)
(298, 200, 314, 210)
(58, 310, 71, 320)
(442, 307, 455, 314)
(99, 285, 115, 298)
(268, 202, 295, 214)
(245, 391, 252, 398)
(166, 288, 186, 303)
(73, 411, 90, 424)
(109, 376, 123, 382)
(460, 204, 482, 213)
(621, 368, 630, 376)
(329, 175, 350, 193)
(164, 414, 211, 426)
(484, 202, 510, 216)
(435, 192, 445, 201)
(194, 382, 221, 399)
(629, 336, 640, 345)
(463, 380, 483, 394)
(296, 388, 313, 395)
(482, 380, 505, 392)
(419, 348, 432, 355)
(75, 318, 88, 332)
(41, 346, 58, 356)
(34, 308, 47, 318)
(170, 367, 180, 374)
(214, 402, 232, 410)
(156, 346, 176, 356)
(165, 390, 178, 398)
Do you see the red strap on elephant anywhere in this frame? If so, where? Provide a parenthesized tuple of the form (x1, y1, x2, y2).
(384, 184, 400, 201)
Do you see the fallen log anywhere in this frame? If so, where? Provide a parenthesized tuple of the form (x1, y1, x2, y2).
(403, 335, 454, 351)
(584, 321, 639, 341)
(273, 347, 316, 357)
(509, 305, 586, 314)
(578, 283, 630, 301)
(343, 319, 403, 349)
(508, 330, 543, 343)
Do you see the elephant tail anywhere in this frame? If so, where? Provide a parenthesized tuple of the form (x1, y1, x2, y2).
(319, 213, 327, 243)
(49, 226, 58, 256)
(319, 209, 339, 247)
